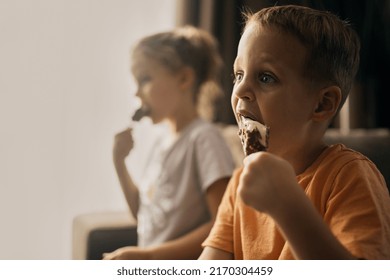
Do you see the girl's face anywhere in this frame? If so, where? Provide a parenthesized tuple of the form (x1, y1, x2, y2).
(232, 24, 320, 157)
(131, 54, 186, 124)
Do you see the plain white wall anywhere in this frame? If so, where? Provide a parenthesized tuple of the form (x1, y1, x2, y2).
(0, 0, 176, 259)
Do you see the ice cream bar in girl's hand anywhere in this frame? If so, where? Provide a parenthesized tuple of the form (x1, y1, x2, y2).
(131, 106, 149, 122)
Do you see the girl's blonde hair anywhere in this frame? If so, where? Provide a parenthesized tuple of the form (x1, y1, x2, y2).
(132, 26, 223, 121)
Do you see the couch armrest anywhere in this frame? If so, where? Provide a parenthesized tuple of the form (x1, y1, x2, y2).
(72, 211, 137, 260)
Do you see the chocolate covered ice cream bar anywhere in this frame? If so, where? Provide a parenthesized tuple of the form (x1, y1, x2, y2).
(238, 116, 270, 156)
(131, 107, 149, 121)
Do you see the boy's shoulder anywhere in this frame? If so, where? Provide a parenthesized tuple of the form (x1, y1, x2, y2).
(301, 143, 389, 202)
(313, 143, 372, 172)
(305, 143, 386, 189)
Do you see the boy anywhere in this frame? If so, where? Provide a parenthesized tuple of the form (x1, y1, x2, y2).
(199, 5, 390, 260)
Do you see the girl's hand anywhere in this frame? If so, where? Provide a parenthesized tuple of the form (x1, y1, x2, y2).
(113, 128, 134, 162)
(102, 246, 151, 260)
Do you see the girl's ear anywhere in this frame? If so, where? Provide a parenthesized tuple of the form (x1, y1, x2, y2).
(312, 86, 342, 122)
(178, 66, 196, 91)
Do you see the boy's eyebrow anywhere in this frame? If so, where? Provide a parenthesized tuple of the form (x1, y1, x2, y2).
(232, 58, 240, 71)
(233, 54, 284, 72)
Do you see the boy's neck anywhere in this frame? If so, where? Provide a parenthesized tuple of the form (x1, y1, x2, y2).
(291, 142, 328, 175)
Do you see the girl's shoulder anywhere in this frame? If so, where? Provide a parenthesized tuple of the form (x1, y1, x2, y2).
(186, 118, 221, 139)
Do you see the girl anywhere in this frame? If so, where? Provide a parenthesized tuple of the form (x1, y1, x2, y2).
(103, 26, 235, 260)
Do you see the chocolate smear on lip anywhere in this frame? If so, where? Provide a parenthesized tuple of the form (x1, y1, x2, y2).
(238, 116, 270, 156)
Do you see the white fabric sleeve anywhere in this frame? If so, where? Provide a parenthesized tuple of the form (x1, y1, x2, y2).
(195, 125, 236, 192)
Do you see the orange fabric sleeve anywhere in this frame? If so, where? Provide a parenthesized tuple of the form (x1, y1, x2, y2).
(202, 168, 242, 254)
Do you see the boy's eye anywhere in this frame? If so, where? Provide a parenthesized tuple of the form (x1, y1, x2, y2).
(258, 73, 276, 84)
(232, 72, 243, 84)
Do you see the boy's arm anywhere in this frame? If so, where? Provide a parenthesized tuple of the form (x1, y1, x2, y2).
(239, 152, 356, 259)
(103, 177, 230, 260)
(269, 188, 355, 259)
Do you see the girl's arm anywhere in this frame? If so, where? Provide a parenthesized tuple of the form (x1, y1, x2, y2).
(103, 177, 230, 260)
(113, 128, 139, 218)
(198, 247, 233, 260)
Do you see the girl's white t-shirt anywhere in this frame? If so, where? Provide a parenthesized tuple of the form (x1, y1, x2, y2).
(129, 118, 235, 247)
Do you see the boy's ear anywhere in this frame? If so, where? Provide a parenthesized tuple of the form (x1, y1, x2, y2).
(312, 86, 342, 122)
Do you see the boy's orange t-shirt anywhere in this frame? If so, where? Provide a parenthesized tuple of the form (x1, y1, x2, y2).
(203, 144, 390, 259)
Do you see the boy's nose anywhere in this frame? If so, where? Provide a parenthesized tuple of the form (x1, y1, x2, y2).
(233, 78, 256, 102)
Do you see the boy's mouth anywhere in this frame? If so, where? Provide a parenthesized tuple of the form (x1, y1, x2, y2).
(237, 111, 262, 125)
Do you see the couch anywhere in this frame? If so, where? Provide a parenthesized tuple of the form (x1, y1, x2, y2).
(72, 126, 390, 259)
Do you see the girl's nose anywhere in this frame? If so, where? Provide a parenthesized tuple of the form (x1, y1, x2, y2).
(135, 87, 142, 98)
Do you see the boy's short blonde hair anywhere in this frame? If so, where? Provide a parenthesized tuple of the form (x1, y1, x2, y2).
(244, 5, 360, 110)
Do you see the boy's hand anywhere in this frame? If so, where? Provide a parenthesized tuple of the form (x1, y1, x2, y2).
(238, 152, 301, 216)
(113, 128, 134, 162)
